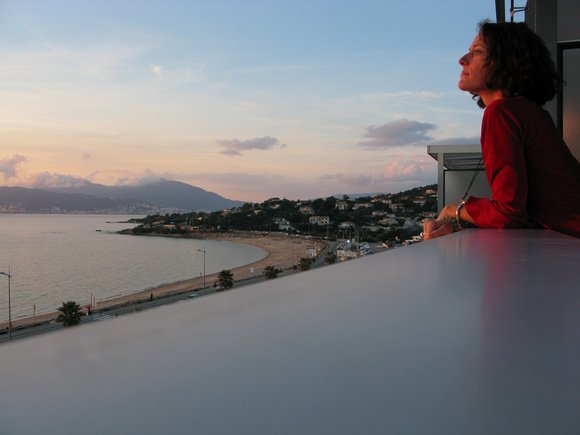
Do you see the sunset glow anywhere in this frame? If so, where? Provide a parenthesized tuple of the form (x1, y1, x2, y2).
(0, 0, 496, 202)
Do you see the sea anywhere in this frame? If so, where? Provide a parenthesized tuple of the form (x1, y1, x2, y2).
(0, 214, 267, 323)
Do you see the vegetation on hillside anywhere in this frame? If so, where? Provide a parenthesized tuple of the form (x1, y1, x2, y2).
(126, 184, 437, 244)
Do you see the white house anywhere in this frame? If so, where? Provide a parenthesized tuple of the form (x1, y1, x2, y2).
(309, 216, 330, 225)
(273, 217, 291, 231)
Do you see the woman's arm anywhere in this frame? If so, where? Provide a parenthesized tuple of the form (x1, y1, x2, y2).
(465, 100, 530, 228)
(424, 100, 533, 240)
(438, 202, 475, 224)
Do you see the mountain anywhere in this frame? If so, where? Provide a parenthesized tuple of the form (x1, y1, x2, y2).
(0, 180, 246, 214)
(0, 186, 154, 214)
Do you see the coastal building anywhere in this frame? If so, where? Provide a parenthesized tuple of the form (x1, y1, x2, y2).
(389, 203, 404, 212)
(337, 221, 355, 229)
(273, 217, 291, 231)
(299, 206, 315, 215)
(308, 215, 329, 225)
(305, 246, 318, 258)
(352, 202, 373, 210)
(372, 196, 392, 205)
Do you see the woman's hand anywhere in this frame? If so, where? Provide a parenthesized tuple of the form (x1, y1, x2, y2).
(423, 219, 454, 240)
(438, 204, 456, 221)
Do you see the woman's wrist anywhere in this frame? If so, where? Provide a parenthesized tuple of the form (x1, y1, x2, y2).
(456, 200, 466, 229)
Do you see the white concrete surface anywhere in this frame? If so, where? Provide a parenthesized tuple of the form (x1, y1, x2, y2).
(0, 230, 578, 434)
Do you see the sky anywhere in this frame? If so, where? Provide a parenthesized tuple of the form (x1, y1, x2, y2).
(0, 0, 507, 202)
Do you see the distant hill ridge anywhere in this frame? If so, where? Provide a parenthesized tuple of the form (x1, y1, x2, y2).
(0, 179, 246, 213)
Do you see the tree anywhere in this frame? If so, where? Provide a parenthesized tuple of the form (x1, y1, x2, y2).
(298, 257, 314, 271)
(324, 252, 337, 265)
(263, 265, 283, 279)
(217, 269, 234, 290)
(56, 301, 82, 327)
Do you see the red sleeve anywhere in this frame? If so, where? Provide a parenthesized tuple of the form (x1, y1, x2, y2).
(465, 101, 530, 228)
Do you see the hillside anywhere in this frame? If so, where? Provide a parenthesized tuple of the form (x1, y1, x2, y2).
(0, 186, 153, 214)
(0, 180, 246, 213)
(129, 184, 438, 243)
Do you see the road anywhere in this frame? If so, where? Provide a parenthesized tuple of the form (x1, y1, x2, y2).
(1, 239, 384, 344)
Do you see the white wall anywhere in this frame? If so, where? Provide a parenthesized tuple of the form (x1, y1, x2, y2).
(445, 170, 491, 204)
(526, 0, 580, 159)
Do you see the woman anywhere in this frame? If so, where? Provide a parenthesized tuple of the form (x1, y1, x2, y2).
(424, 21, 580, 239)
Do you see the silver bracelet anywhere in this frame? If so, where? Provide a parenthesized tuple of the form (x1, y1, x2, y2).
(456, 200, 466, 230)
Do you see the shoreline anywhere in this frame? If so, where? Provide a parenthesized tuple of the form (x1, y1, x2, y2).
(2, 232, 325, 330)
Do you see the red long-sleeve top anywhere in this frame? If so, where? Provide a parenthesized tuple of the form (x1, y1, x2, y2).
(465, 97, 580, 237)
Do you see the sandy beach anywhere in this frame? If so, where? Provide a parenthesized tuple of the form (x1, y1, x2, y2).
(4, 233, 325, 330)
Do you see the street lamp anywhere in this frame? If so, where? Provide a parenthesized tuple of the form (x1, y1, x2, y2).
(197, 249, 206, 293)
(0, 270, 12, 342)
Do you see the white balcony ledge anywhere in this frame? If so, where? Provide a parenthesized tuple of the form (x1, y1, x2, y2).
(1, 229, 578, 434)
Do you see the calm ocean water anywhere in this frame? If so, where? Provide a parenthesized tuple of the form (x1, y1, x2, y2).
(0, 214, 266, 323)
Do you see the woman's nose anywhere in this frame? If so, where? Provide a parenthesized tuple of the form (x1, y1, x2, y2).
(459, 53, 469, 65)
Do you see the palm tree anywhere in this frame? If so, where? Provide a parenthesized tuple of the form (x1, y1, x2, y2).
(263, 265, 283, 279)
(217, 269, 234, 290)
(324, 252, 337, 265)
(56, 301, 83, 327)
(298, 257, 313, 271)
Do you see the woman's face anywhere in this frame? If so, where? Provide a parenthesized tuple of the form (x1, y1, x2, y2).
(458, 34, 490, 95)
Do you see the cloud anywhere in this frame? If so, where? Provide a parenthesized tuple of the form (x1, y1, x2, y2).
(378, 157, 435, 181)
(0, 40, 154, 84)
(319, 173, 373, 188)
(26, 172, 90, 188)
(114, 169, 166, 186)
(24, 169, 170, 189)
(319, 156, 436, 190)
(149, 64, 164, 76)
(189, 172, 283, 185)
(217, 136, 282, 156)
(358, 119, 436, 149)
(0, 154, 28, 179)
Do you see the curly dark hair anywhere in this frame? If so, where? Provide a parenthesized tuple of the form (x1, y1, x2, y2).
(475, 21, 561, 108)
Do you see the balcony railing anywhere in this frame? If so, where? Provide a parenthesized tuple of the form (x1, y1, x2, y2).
(0, 229, 578, 433)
